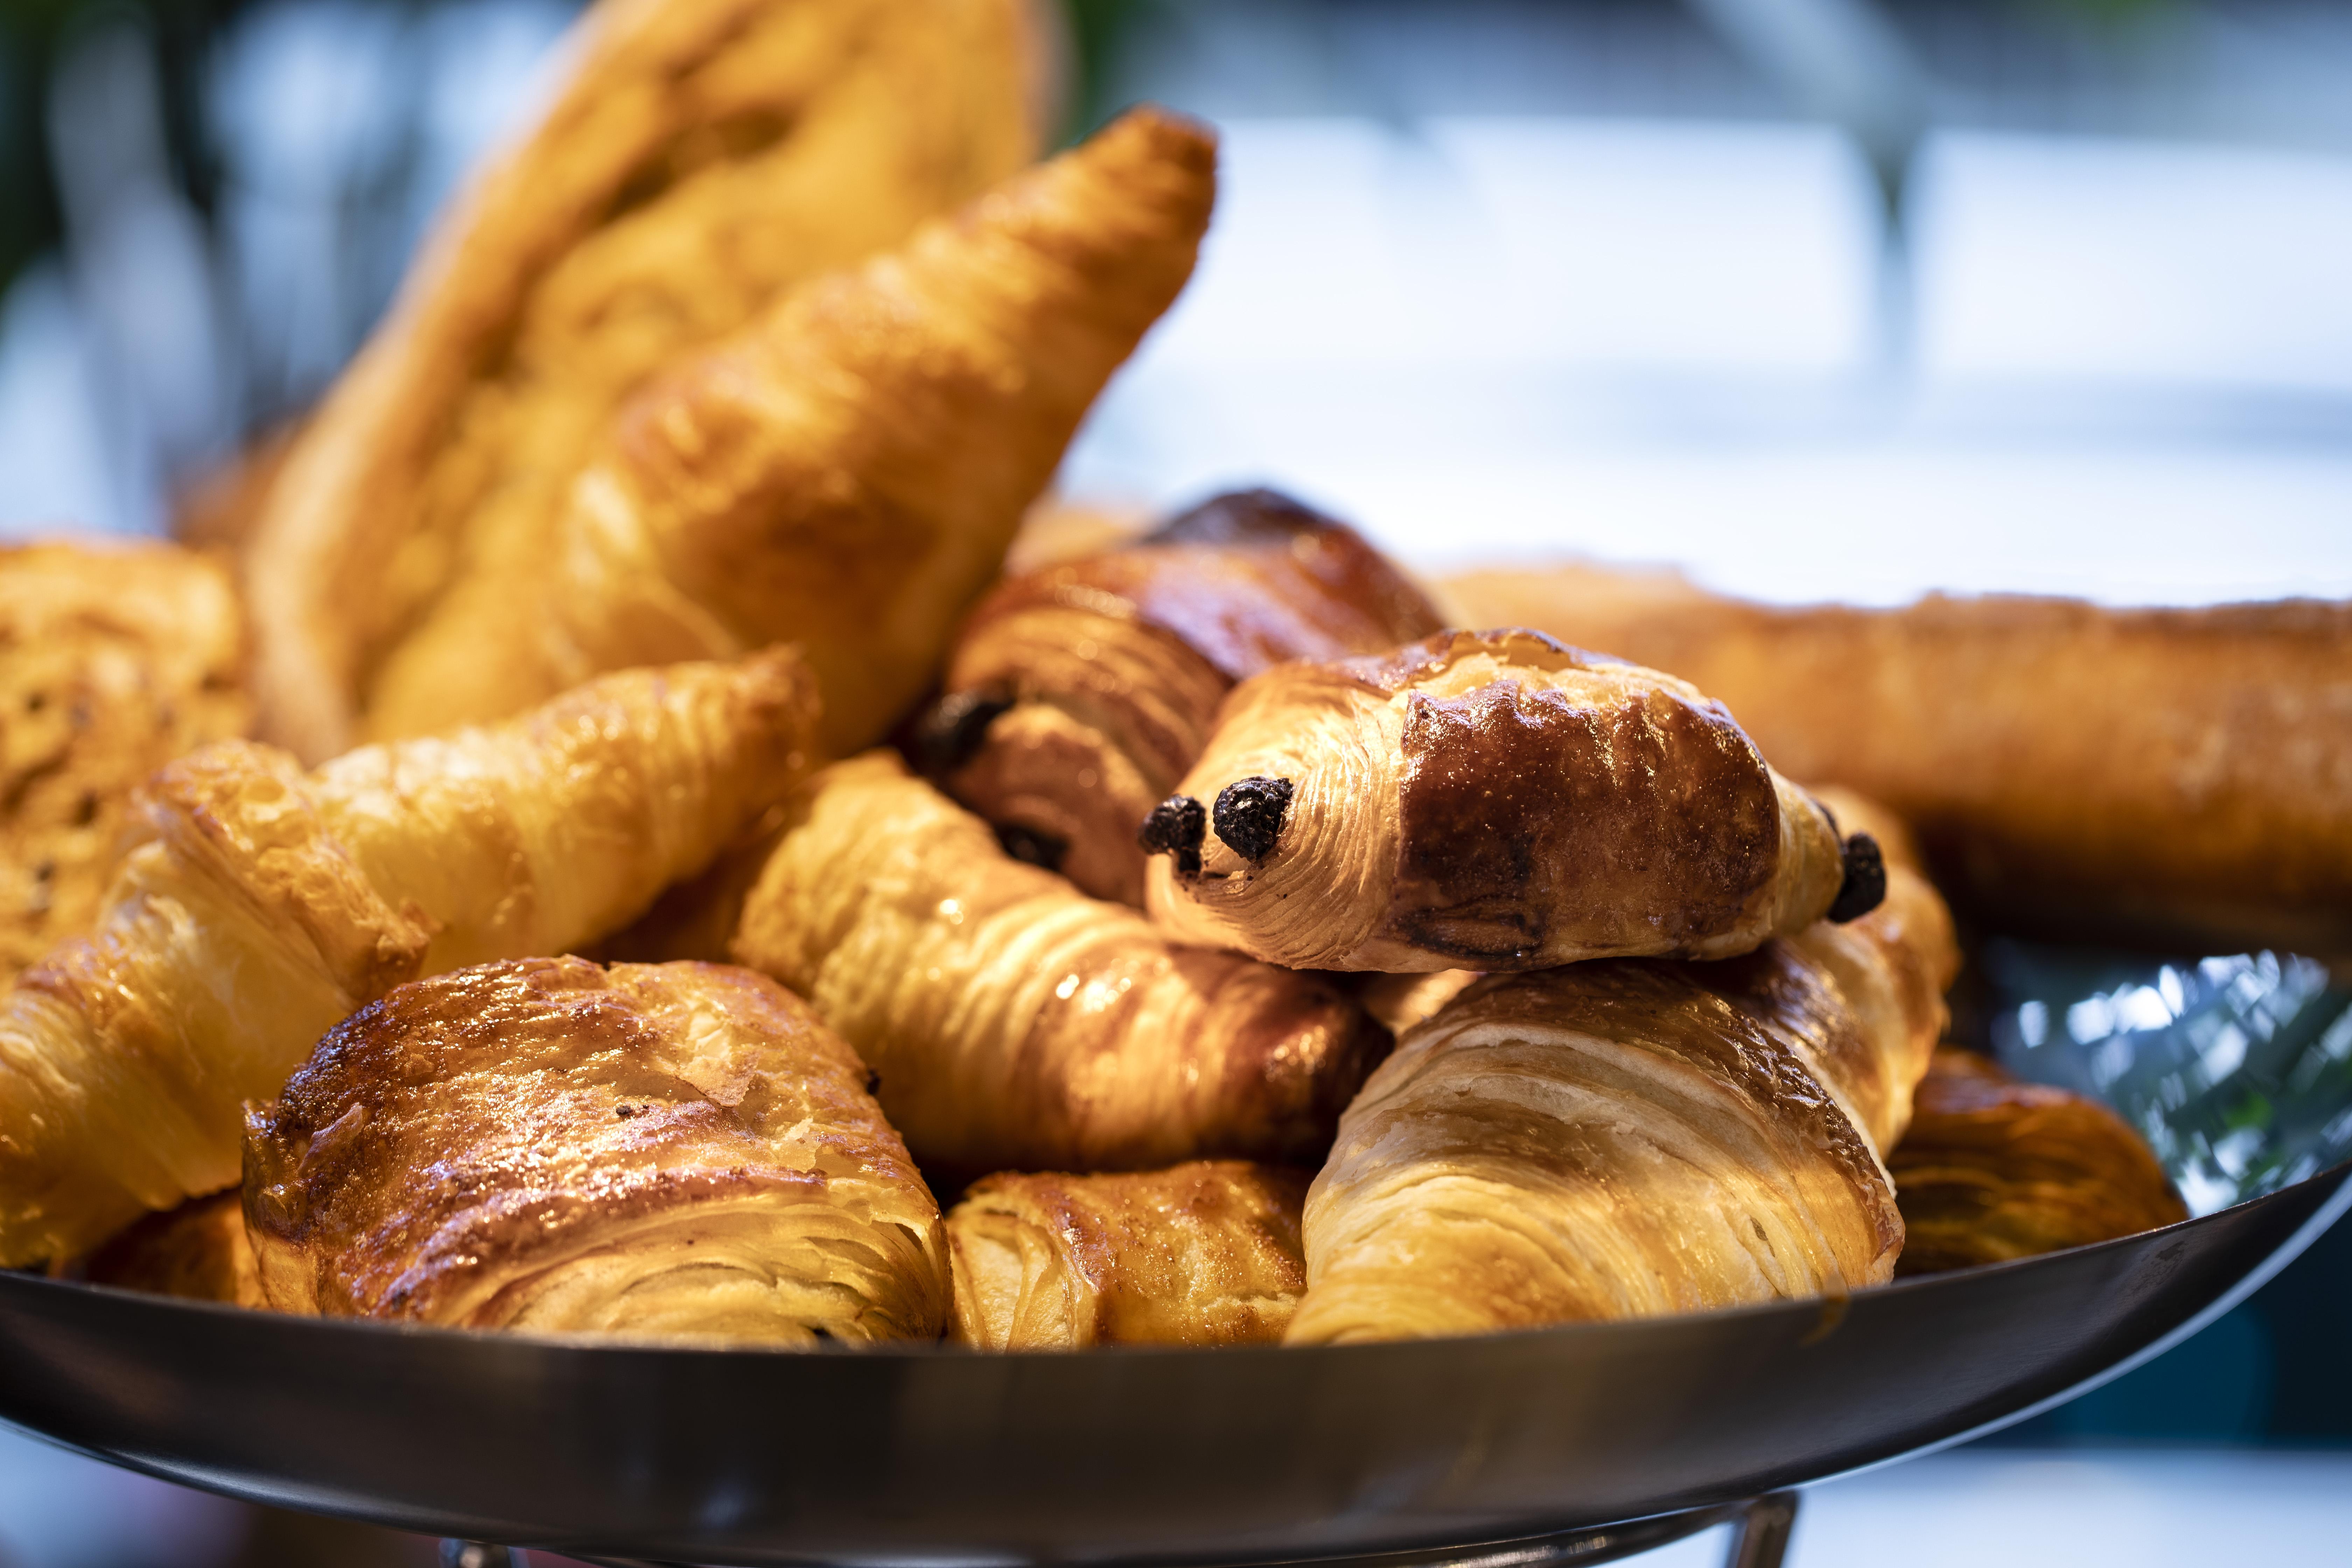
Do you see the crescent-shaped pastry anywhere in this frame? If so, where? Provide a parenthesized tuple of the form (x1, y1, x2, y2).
(1143, 628, 1874, 973)
(84, 1191, 264, 1308)
(246, 0, 1050, 762)
(1440, 563, 2352, 961)
(1284, 845, 1957, 1344)
(244, 957, 946, 1340)
(0, 541, 249, 983)
(729, 751, 1388, 1178)
(1889, 1050, 2187, 1275)
(947, 1161, 1310, 1349)
(919, 488, 1444, 904)
(359, 106, 1219, 759)
(0, 650, 817, 1265)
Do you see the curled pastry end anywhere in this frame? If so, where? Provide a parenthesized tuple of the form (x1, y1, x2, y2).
(1212, 776, 1294, 863)
(1827, 832, 1887, 923)
(912, 688, 1015, 776)
(1139, 794, 1207, 876)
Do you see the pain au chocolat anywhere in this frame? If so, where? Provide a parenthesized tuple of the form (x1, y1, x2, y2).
(0, 651, 817, 1265)
(921, 488, 1444, 904)
(947, 1160, 1310, 1349)
(245, 958, 945, 1340)
(729, 751, 1387, 1179)
(1286, 800, 1957, 1344)
(1143, 628, 1877, 973)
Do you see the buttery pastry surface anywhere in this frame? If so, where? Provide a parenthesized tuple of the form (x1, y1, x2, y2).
(0, 541, 249, 983)
(1440, 564, 2352, 959)
(246, 0, 1050, 762)
(360, 105, 1217, 759)
(930, 488, 1444, 903)
(0, 651, 817, 1265)
(1145, 628, 1856, 972)
(84, 1190, 264, 1308)
(1286, 848, 1956, 1344)
(947, 1160, 1310, 1349)
(730, 751, 1387, 1177)
(1889, 1049, 2187, 1275)
(245, 957, 945, 1340)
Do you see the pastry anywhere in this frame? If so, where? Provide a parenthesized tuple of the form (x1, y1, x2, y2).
(1440, 564, 2352, 959)
(358, 105, 1218, 759)
(0, 650, 817, 1265)
(1285, 830, 1958, 1344)
(0, 541, 248, 983)
(919, 488, 1444, 903)
(1144, 628, 1879, 972)
(947, 1160, 1310, 1348)
(245, 957, 946, 1340)
(729, 751, 1388, 1177)
(1889, 1049, 2188, 1275)
(245, 0, 1051, 763)
(83, 1190, 264, 1308)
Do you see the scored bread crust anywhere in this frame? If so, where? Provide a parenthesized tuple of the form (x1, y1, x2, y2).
(1146, 629, 1847, 972)
(244, 957, 947, 1341)
(947, 1161, 1311, 1349)
(246, 0, 1054, 763)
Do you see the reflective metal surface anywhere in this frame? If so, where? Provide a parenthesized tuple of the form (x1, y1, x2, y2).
(0, 1163, 2341, 1567)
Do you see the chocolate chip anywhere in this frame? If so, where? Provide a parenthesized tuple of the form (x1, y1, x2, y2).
(864, 1068, 882, 1096)
(1213, 777, 1293, 862)
(614, 1104, 636, 1119)
(910, 688, 1014, 776)
(1138, 794, 1206, 876)
(995, 822, 1067, 873)
(1827, 833, 1886, 923)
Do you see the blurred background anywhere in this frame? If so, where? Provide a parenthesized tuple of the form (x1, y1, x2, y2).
(0, 0, 2347, 1563)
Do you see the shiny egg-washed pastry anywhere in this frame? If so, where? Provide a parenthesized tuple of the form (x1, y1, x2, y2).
(919, 488, 1444, 904)
(0, 541, 249, 983)
(1441, 563, 2352, 961)
(360, 106, 1218, 760)
(247, 0, 1050, 763)
(1286, 840, 1958, 1344)
(0, 651, 817, 1265)
(1889, 1050, 2187, 1275)
(947, 1160, 1310, 1349)
(730, 751, 1387, 1178)
(84, 1191, 264, 1308)
(245, 958, 945, 1340)
(1144, 628, 1878, 973)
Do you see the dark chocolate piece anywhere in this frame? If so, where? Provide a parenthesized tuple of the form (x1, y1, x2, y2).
(911, 687, 1015, 777)
(1827, 833, 1887, 923)
(1138, 794, 1207, 876)
(1212, 776, 1294, 863)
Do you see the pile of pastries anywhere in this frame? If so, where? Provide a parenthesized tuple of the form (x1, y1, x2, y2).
(7, 0, 2338, 1352)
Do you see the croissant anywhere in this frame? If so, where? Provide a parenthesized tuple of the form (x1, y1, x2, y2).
(246, 0, 1050, 762)
(1144, 628, 1876, 973)
(1440, 564, 2352, 961)
(0, 650, 817, 1265)
(245, 958, 946, 1340)
(1286, 842, 1957, 1344)
(84, 1191, 264, 1308)
(0, 540, 250, 983)
(947, 1161, 1310, 1349)
(729, 751, 1388, 1177)
(359, 106, 1219, 760)
(1889, 1050, 2188, 1275)
(918, 488, 1445, 904)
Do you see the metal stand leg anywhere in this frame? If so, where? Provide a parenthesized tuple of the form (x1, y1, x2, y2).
(440, 1544, 518, 1568)
(1721, 1491, 1799, 1568)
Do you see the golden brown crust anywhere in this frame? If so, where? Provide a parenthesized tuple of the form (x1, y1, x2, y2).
(244, 958, 946, 1340)
(730, 751, 1388, 1178)
(935, 490, 1444, 903)
(1889, 1050, 2188, 1275)
(1439, 565, 2352, 959)
(358, 105, 1216, 760)
(946, 1160, 1310, 1349)
(0, 652, 817, 1265)
(246, 0, 1052, 762)
(1146, 629, 1847, 972)
(0, 541, 249, 983)
(84, 1190, 264, 1307)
